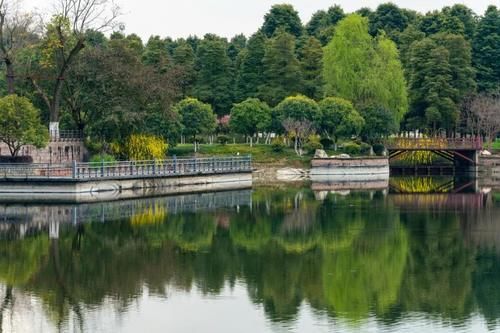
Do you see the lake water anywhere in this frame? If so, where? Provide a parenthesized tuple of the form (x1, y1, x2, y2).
(1, 177, 500, 332)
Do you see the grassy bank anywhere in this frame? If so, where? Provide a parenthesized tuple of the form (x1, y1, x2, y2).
(168, 144, 312, 167)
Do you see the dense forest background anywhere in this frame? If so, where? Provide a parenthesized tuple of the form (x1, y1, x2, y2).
(0, 2, 499, 154)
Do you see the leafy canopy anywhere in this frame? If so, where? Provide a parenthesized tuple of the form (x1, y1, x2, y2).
(175, 98, 217, 139)
(319, 97, 365, 141)
(323, 14, 408, 123)
(230, 98, 271, 137)
(0, 94, 48, 156)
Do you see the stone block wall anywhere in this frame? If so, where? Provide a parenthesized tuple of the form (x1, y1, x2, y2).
(0, 140, 88, 164)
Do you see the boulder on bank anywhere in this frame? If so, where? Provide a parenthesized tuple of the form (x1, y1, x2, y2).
(314, 149, 328, 158)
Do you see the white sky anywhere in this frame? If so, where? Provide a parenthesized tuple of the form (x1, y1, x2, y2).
(23, 0, 494, 40)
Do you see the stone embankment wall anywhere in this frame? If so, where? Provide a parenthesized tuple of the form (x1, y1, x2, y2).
(0, 140, 88, 163)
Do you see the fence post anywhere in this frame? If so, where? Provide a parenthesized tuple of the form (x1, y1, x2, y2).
(72, 160, 77, 178)
(173, 155, 177, 174)
(101, 159, 104, 177)
(153, 159, 156, 175)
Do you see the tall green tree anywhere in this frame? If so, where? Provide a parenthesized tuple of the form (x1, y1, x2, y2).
(323, 14, 408, 123)
(298, 37, 323, 100)
(406, 34, 475, 131)
(306, 6, 345, 45)
(174, 98, 216, 152)
(473, 6, 500, 92)
(172, 40, 196, 97)
(235, 32, 266, 101)
(0, 94, 48, 156)
(193, 34, 233, 115)
(369, 3, 410, 37)
(262, 4, 303, 38)
(229, 98, 271, 146)
(142, 36, 170, 71)
(259, 29, 303, 106)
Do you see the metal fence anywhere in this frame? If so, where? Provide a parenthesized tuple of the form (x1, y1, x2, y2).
(0, 156, 252, 180)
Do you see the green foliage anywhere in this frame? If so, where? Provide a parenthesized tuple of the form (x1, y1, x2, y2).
(342, 142, 361, 155)
(235, 32, 266, 101)
(262, 4, 303, 38)
(306, 6, 345, 45)
(304, 134, 323, 153)
(359, 142, 372, 155)
(193, 35, 233, 115)
(406, 33, 475, 131)
(319, 97, 364, 142)
(372, 143, 386, 156)
(360, 106, 398, 143)
(0, 95, 49, 156)
(320, 137, 334, 149)
(175, 98, 217, 140)
(90, 153, 116, 164)
(259, 30, 303, 106)
(274, 95, 320, 123)
(473, 6, 500, 92)
(271, 136, 287, 152)
(229, 98, 271, 140)
(125, 134, 168, 160)
(298, 37, 323, 99)
(323, 14, 408, 123)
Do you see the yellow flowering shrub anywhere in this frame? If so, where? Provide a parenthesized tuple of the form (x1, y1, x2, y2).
(125, 134, 168, 161)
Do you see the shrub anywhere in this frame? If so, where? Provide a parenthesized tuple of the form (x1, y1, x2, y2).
(342, 142, 361, 155)
(125, 134, 168, 160)
(304, 134, 323, 153)
(373, 143, 385, 156)
(89, 153, 116, 166)
(360, 142, 372, 155)
(320, 137, 334, 149)
(217, 135, 230, 145)
(271, 136, 287, 152)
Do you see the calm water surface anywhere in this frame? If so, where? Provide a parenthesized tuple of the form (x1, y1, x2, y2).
(1, 177, 500, 332)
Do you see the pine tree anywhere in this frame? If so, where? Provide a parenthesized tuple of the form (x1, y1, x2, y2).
(473, 6, 500, 92)
(193, 34, 233, 116)
(298, 36, 323, 100)
(259, 29, 303, 106)
(235, 32, 266, 101)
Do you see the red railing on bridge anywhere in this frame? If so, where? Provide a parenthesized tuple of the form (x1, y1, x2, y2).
(385, 137, 483, 151)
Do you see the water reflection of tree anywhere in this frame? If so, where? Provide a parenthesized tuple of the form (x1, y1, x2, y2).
(1, 188, 500, 330)
(399, 211, 475, 322)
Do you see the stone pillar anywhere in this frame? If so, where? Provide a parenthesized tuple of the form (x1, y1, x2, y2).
(49, 122, 59, 140)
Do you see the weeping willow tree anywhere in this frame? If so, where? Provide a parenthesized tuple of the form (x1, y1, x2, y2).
(323, 14, 408, 124)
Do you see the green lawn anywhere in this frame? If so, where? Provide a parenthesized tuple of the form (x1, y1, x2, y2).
(168, 144, 312, 167)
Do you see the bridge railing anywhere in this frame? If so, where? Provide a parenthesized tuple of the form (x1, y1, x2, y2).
(385, 137, 483, 150)
(0, 156, 252, 180)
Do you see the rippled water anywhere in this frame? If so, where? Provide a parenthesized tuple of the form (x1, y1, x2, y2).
(0, 177, 500, 332)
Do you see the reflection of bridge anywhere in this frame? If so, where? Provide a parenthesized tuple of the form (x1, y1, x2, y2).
(386, 137, 482, 167)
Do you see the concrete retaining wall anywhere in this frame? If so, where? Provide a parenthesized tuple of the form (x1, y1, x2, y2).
(0, 172, 252, 203)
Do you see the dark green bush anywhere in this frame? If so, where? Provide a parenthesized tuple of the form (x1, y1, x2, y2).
(360, 142, 372, 155)
(373, 143, 386, 156)
(320, 137, 334, 149)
